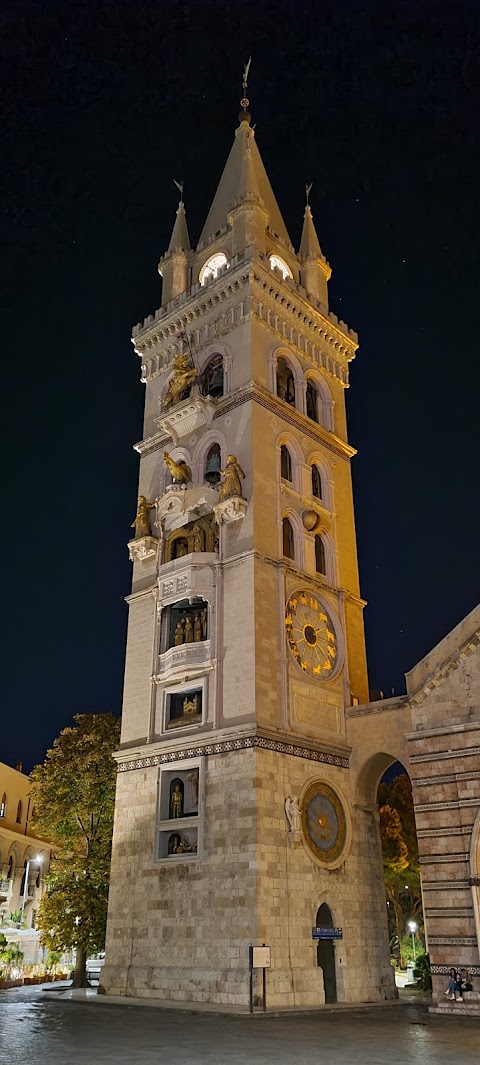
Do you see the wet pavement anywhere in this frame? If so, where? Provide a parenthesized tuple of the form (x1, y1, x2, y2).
(1, 985, 478, 1065)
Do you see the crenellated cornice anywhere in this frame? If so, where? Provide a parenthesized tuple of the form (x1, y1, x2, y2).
(132, 248, 358, 388)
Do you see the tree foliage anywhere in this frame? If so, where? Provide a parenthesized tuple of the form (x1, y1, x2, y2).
(30, 713, 120, 985)
(378, 773, 422, 946)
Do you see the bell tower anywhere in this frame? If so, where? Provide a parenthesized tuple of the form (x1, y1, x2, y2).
(103, 90, 394, 1007)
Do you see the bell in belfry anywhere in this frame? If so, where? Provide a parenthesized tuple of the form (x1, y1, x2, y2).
(204, 450, 221, 484)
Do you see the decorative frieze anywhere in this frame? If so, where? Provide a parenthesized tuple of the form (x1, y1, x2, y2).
(117, 733, 350, 773)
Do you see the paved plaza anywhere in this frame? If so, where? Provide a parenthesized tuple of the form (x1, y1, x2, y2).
(1, 986, 479, 1065)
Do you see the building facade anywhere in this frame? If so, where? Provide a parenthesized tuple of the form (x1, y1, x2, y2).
(103, 99, 396, 1006)
(103, 97, 479, 1008)
(0, 762, 51, 963)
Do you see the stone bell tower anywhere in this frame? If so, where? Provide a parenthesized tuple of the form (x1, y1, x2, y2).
(103, 91, 394, 1007)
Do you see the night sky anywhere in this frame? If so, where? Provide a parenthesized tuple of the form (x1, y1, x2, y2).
(2, 1, 479, 771)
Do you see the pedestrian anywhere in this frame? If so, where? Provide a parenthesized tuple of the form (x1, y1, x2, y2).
(454, 968, 464, 1002)
(459, 968, 473, 992)
(445, 967, 458, 999)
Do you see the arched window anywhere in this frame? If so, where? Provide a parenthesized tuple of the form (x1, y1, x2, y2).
(0, 793, 6, 818)
(280, 445, 292, 482)
(201, 354, 224, 398)
(199, 253, 228, 285)
(16, 800, 22, 824)
(306, 381, 319, 423)
(276, 358, 295, 406)
(312, 465, 322, 500)
(204, 443, 221, 485)
(269, 255, 293, 280)
(315, 534, 326, 575)
(282, 518, 295, 560)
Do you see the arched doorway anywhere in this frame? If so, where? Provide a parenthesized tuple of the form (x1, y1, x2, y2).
(316, 902, 337, 1003)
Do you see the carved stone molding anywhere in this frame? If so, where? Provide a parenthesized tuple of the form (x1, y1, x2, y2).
(127, 536, 158, 563)
(213, 496, 248, 525)
(155, 395, 216, 444)
(156, 485, 219, 532)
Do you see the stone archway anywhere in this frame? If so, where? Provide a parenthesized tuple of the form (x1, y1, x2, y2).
(471, 809, 480, 950)
(316, 902, 337, 1003)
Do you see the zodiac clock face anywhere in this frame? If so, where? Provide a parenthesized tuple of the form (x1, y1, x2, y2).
(285, 590, 339, 679)
(301, 781, 347, 865)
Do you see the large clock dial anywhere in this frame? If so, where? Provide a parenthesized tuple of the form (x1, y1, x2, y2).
(285, 590, 339, 679)
(301, 781, 347, 865)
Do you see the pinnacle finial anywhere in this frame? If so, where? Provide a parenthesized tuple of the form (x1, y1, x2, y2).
(305, 182, 313, 207)
(173, 179, 184, 204)
(239, 56, 252, 124)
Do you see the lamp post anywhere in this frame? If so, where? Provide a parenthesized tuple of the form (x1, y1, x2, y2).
(20, 855, 43, 924)
(408, 920, 417, 963)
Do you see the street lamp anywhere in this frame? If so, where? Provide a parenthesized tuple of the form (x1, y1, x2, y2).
(408, 920, 417, 963)
(20, 855, 43, 924)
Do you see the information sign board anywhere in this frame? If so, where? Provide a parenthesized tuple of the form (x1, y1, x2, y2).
(251, 946, 271, 968)
(312, 927, 343, 940)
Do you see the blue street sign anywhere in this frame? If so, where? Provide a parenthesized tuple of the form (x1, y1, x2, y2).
(312, 927, 343, 940)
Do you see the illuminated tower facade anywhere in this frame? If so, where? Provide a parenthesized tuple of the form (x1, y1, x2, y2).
(103, 96, 395, 1006)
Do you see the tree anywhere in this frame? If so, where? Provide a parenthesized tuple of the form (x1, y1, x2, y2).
(378, 774, 423, 948)
(30, 713, 120, 987)
(0, 941, 24, 977)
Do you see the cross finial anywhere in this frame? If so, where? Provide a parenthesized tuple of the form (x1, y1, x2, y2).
(173, 179, 184, 203)
(305, 182, 313, 207)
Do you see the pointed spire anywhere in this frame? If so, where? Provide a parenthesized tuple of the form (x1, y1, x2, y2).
(197, 63, 292, 249)
(236, 130, 263, 205)
(299, 185, 323, 260)
(167, 183, 190, 254)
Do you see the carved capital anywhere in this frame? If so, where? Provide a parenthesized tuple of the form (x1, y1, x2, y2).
(213, 496, 248, 525)
(128, 536, 159, 563)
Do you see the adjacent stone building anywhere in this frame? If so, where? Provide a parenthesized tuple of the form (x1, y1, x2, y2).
(102, 93, 479, 1007)
(0, 762, 51, 963)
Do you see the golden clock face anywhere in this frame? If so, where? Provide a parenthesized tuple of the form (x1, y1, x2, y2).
(301, 781, 347, 865)
(285, 590, 339, 679)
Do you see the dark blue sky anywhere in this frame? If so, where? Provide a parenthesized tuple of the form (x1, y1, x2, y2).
(2, 0, 479, 770)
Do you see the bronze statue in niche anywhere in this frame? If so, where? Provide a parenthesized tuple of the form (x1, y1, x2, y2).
(163, 452, 192, 484)
(131, 495, 155, 539)
(162, 354, 198, 411)
(164, 516, 215, 563)
(218, 455, 245, 501)
(168, 603, 208, 648)
(167, 833, 197, 855)
(182, 693, 198, 715)
(169, 779, 184, 818)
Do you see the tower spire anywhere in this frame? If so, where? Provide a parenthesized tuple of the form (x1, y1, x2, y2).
(298, 184, 331, 307)
(167, 181, 191, 254)
(299, 184, 323, 260)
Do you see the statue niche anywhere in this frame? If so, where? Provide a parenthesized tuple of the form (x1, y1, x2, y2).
(165, 597, 208, 651)
(167, 687, 202, 729)
(164, 516, 215, 563)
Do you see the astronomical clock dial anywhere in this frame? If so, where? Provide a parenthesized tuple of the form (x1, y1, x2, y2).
(301, 781, 347, 865)
(285, 590, 339, 679)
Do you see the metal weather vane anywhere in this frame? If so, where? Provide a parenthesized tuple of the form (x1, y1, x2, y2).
(173, 179, 184, 201)
(241, 56, 252, 110)
(305, 182, 313, 206)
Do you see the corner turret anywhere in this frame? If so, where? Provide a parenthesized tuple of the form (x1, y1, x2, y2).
(299, 194, 331, 309)
(158, 189, 191, 304)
